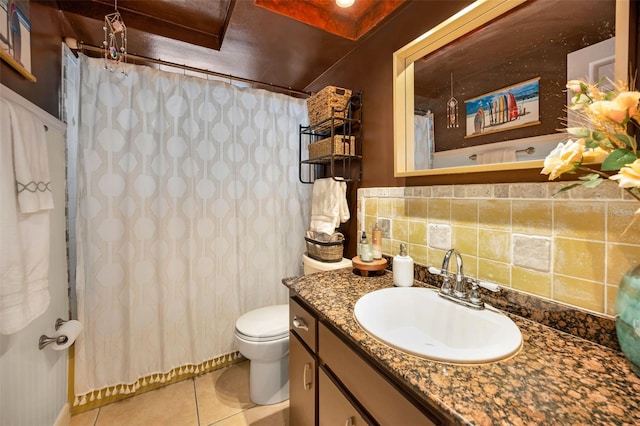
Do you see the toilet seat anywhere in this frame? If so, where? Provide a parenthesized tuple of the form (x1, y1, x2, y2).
(235, 304, 289, 342)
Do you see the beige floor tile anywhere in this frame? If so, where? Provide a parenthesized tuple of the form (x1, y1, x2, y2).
(195, 361, 255, 425)
(211, 401, 289, 426)
(96, 379, 198, 426)
(70, 408, 99, 426)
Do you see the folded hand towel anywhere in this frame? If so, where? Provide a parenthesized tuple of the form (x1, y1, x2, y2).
(0, 99, 51, 335)
(309, 178, 350, 234)
(8, 102, 54, 213)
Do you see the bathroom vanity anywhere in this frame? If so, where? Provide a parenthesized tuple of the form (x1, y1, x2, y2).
(284, 268, 640, 425)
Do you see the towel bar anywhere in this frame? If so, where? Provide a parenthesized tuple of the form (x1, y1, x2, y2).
(469, 146, 535, 161)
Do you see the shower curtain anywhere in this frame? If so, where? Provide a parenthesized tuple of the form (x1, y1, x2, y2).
(72, 56, 310, 403)
(414, 111, 434, 170)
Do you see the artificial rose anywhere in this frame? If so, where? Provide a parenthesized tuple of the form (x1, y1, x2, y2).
(566, 80, 582, 94)
(589, 91, 640, 124)
(610, 159, 640, 188)
(541, 139, 585, 180)
(613, 91, 640, 120)
(582, 147, 610, 163)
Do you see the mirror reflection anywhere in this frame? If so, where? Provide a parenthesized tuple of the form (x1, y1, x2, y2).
(395, 0, 620, 175)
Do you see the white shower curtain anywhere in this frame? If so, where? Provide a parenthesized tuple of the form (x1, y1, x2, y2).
(73, 56, 310, 402)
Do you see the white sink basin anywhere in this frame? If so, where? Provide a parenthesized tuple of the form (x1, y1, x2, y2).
(354, 287, 522, 364)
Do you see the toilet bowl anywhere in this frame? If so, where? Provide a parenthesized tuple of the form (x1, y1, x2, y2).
(235, 255, 352, 405)
(235, 304, 289, 405)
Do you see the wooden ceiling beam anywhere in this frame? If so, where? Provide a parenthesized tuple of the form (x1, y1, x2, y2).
(57, 0, 234, 51)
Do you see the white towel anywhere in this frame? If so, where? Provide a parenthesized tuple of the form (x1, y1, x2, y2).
(309, 178, 350, 235)
(9, 102, 54, 212)
(476, 148, 517, 165)
(0, 99, 52, 335)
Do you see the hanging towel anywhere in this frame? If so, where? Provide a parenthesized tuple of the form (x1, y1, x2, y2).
(0, 99, 52, 335)
(476, 148, 517, 165)
(309, 178, 350, 235)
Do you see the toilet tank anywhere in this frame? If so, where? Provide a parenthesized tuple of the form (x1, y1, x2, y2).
(303, 254, 352, 275)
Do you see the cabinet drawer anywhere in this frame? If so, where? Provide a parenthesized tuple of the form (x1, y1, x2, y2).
(319, 323, 441, 426)
(319, 368, 371, 426)
(290, 297, 317, 352)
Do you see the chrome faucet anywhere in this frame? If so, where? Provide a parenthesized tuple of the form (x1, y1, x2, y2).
(428, 248, 502, 310)
(441, 248, 465, 298)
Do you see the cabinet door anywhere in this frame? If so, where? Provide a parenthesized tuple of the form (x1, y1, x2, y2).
(290, 332, 316, 426)
(319, 368, 372, 426)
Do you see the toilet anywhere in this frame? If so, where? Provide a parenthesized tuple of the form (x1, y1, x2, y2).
(234, 254, 352, 405)
(302, 253, 352, 275)
(235, 304, 290, 405)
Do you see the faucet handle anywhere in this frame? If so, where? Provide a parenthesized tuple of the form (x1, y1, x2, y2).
(477, 280, 501, 292)
(428, 266, 452, 294)
(467, 278, 482, 306)
(441, 274, 452, 294)
(428, 266, 444, 276)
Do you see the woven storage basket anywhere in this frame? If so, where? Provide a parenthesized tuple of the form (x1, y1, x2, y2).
(304, 232, 344, 262)
(307, 86, 352, 126)
(308, 135, 355, 159)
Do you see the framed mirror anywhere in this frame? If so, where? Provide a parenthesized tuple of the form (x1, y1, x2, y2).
(393, 0, 629, 177)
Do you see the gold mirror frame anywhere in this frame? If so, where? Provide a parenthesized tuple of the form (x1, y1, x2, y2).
(393, 0, 630, 177)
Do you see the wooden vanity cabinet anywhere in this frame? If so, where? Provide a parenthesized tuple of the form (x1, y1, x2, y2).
(289, 295, 447, 426)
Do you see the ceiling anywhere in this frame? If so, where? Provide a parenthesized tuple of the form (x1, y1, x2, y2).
(56, 0, 407, 94)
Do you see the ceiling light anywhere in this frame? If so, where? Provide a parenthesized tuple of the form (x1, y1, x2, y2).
(336, 0, 355, 8)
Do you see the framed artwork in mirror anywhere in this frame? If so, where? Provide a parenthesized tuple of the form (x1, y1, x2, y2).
(464, 77, 540, 138)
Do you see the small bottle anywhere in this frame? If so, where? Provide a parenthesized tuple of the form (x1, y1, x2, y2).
(393, 243, 414, 287)
(372, 223, 382, 260)
(359, 232, 374, 262)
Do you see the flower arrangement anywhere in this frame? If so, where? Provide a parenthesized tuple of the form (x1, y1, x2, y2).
(541, 78, 640, 230)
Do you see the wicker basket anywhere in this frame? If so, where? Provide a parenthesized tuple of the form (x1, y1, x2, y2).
(308, 135, 355, 159)
(307, 86, 352, 126)
(305, 232, 344, 262)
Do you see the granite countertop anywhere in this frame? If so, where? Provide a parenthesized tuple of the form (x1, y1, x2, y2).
(283, 268, 640, 426)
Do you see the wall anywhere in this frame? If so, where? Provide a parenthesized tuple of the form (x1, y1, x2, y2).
(0, 1, 63, 118)
(0, 87, 69, 425)
(307, 1, 640, 314)
(359, 182, 640, 317)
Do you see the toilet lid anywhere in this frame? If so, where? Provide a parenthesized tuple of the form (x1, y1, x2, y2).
(235, 304, 289, 340)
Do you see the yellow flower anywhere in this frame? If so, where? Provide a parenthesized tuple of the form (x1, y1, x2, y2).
(541, 139, 585, 180)
(589, 91, 640, 124)
(610, 159, 640, 188)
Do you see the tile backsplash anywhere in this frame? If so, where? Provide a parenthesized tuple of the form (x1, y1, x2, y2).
(358, 182, 640, 317)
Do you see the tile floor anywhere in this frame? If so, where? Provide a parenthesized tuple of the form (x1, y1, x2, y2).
(69, 361, 289, 426)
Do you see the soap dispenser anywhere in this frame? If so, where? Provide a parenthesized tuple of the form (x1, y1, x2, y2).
(393, 243, 414, 287)
(359, 232, 374, 262)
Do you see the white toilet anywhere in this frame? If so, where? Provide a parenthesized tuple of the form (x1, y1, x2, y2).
(235, 304, 290, 405)
(234, 254, 352, 405)
(302, 253, 352, 275)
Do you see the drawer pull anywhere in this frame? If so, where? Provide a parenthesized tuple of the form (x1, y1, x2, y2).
(345, 416, 354, 426)
(293, 315, 309, 331)
(303, 362, 313, 390)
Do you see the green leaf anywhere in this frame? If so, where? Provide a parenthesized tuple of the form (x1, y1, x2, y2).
(591, 130, 607, 141)
(552, 183, 581, 196)
(601, 149, 638, 171)
(584, 138, 600, 149)
(566, 127, 591, 138)
(578, 173, 603, 188)
(614, 133, 636, 149)
(615, 133, 637, 150)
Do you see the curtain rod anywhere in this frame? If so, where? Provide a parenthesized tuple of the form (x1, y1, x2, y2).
(76, 42, 310, 98)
